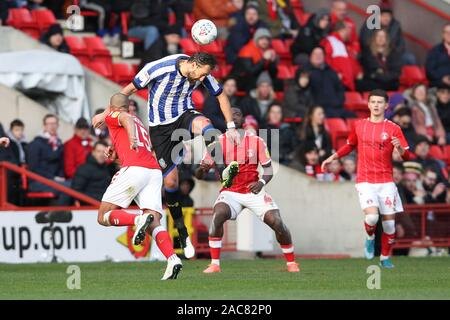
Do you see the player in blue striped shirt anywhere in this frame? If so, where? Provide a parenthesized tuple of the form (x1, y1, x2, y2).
(93, 52, 239, 259)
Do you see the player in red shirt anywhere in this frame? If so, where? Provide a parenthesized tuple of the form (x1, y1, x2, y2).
(196, 107, 299, 273)
(96, 93, 182, 280)
(321, 89, 413, 268)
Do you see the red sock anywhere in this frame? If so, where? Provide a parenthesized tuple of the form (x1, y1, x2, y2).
(364, 222, 376, 237)
(281, 244, 295, 263)
(107, 210, 137, 226)
(153, 226, 175, 259)
(209, 237, 222, 261)
(381, 232, 395, 257)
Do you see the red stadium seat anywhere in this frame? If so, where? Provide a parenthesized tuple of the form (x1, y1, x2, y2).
(137, 90, 149, 100)
(180, 38, 199, 55)
(277, 65, 294, 80)
(221, 64, 232, 78)
(192, 90, 205, 111)
(83, 36, 113, 73)
(120, 12, 143, 43)
(65, 36, 90, 65)
(346, 118, 359, 132)
(31, 9, 56, 33)
(443, 146, 450, 165)
(184, 13, 194, 32)
(271, 39, 289, 57)
(275, 91, 285, 101)
(72, 0, 99, 17)
(7, 8, 40, 39)
(344, 92, 366, 111)
(88, 61, 113, 79)
(399, 65, 427, 88)
(429, 145, 446, 162)
(112, 63, 135, 86)
(293, 9, 311, 26)
(325, 118, 349, 149)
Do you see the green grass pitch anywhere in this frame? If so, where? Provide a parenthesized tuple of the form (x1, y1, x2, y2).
(1, 257, 449, 299)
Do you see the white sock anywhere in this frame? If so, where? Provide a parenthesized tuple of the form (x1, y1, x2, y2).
(211, 259, 220, 266)
(380, 255, 389, 261)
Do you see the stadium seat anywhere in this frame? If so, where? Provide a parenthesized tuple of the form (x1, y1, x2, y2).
(83, 36, 113, 72)
(346, 118, 359, 132)
(277, 65, 294, 80)
(7, 8, 40, 39)
(444, 146, 450, 165)
(271, 39, 290, 62)
(192, 90, 205, 111)
(31, 9, 56, 33)
(180, 38, 199, 56)
(72, 0, 99, 17)
(120, 12, 143, 43)
(429, 145, 446, 162)
(65, 36, 90, 65)
(112, 63, 135, 86)
(184, 13, 194, 32)
(344, 92, 366, 111)
(325, 118, 349, 149)
(88, 61, 113, 79)
(293, 9, 311, 26)
(137, 89, 149, 100)
(275, 91, 285, 101)
(399, 65, 427, 88)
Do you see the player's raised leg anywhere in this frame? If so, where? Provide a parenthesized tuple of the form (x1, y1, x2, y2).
(380, 214, 396, 268)
(144, 209, 183, 280)
(203, 202, 232, 273)
(163, 168, 195, 259)
(97, 202, 153, 246)
(363, 207, 379, 260)
(263, 210, 299, 272)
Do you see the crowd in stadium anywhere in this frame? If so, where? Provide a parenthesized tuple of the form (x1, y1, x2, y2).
(0, 0, 449, 208)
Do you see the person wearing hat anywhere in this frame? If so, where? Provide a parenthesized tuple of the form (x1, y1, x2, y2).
(225, 3, 268, 64)
(230, 27, 278, 92)
(39, 23, 70, 54)
(401, 161, 426, 205)
(63, 117, 93, 179)
(291, 8, 331, 66)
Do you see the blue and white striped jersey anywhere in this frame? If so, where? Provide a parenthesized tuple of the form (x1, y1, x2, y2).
(132, 54, 223, 127)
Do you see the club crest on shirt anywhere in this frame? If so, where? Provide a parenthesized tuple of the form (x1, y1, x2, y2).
(158, 158, 167, 169)
(380, 132, 389, 141)
(247, 149, 255, 158)
(111, 111, 120, 118)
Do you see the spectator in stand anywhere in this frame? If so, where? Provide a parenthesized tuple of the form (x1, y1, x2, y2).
(91, 108, 110, 143)
(435, 85, 450, 142)
(329, 0, 359, 55)
(0, 1, 9, 25)
(425, 23, 450, 88)
(298, 105, 333, 162)
(323, 158, 342, 182)
(27, 114, 71, 205)
(262, 102, 298, 165)
(304, 47, 353, 118)
(405, 84, 446, 146)
(27, 0, 44, 10)
(251, 0, 299, 38)
(40, 24, 70, 54)
(290, 8, 330, 66)
(391, 107, 419, 150)
(203, 77, 240, 133)
(64, 118, 93, 180)
(320, 21, 362, 92)
(193, 0, 242, 39)
(238, 71, 275, 123)
(283, 67, 314, 118)
(423, 167, 447, 204)
(289, 140, 323, 179)
(413, 135, 447, 184)
(401, 161, 426, 205)
(128, 99, 139, 116)
(127, 0, 171, 50)
(79, 0, 114, 43)
(225, 2, 268, 64)
(340, 156, 356, 181)
(358, 29, 402, 92)
(386, 92, 406, 120)
(71, 141, 111, 201)
(0, 120, 27, 205)
(179, 175, 195, 207)
(359, 7, 414, 65)
(230, 28, 279, 92)
(138, 25, 182, 69)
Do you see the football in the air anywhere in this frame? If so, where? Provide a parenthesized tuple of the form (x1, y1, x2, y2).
(191, 19, 218, 45)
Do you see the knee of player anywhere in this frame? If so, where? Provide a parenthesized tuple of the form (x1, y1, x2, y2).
(164, 179, 178, 191)
(212, 210, 229, 225)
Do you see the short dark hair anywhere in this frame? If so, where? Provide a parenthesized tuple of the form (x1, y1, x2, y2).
(368, 89, 389, 103)
(393, 107, 412, 118)
(10, 119, 24, 130)
(43, 114, 58, 125)
(75, 117, 90, 129)
(188, 52, 217, 69)
(94, 141, 108, 149)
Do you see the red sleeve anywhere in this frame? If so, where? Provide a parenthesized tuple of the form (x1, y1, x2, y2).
(63, 141, 77, 179)
(257, 137, 271, 166)
(394, 125, 409, 150)
(105, 111, 122, 128)
(337, 125, 357, 158)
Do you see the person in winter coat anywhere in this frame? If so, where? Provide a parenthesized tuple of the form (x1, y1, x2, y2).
(63, 118, 93, 179)
(40, 24, 70, 53)
(425, 23, 450, 88)
(283, 67, 314, 118)
(71, 141, 112, 201)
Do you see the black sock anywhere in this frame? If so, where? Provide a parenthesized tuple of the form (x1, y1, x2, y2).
(165, 188, 188, 244)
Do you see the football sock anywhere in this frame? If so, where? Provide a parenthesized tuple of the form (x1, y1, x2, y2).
(153, 226, 176, 259)
(364, 214, 379, 240)
(209, 236, 222, 265)
(281, 244, 295, 264)
(104, 210, 138, 226)
(381, 220, 395, 260)
(165, 188, 189, 243)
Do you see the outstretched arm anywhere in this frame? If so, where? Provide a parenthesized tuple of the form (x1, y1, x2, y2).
(121, 82, 138, 96)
